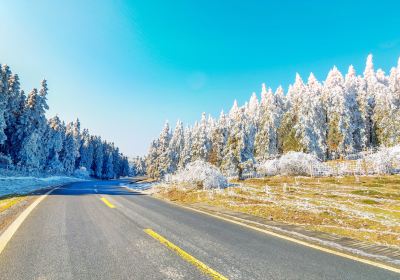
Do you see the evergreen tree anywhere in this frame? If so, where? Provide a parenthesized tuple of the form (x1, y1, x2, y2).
(79, 129, 94, 173)
(60, 122, 78, 174)
(45, 116, 65, 173)
(191, 113, 211, 161)
(168, 120, 184, 173)
(92, 136, 104, 178)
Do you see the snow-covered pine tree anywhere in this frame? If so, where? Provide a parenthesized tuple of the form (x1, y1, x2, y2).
(111, 144, 121, 177)
(209, 111, 228, 167)
(343, 65, 364, 153)
(178, 127, 192, 169)
(278, 75, 305, 154)
(9, 89, 26, 163)
(78, 129, 94, 173)
(145, 140, 160, 178)
(156, 121, 172, 177)
(373, 68, 393, 146)
(272, 86, 286, 154)
(37, 80, 50, 168)
(102, 143, 114, 179)
(0, 65, 10, 145)
(254, 85, 274, 160)
(221, 101, 252, 178)
(60, 122, 78, 174)
(360, 54, 378, 148)
(168, 120, 184, 173)
(191, 113, 211, 162)
(91, 136, 104, 178)
(323, 66, 356, 159)
(386, 60, 400, 145)
(72, 118, 82, 169)
(296, 73, 326, 159)
(119, 156, 130, 177)
(45, 116, 65, 173)
(2, 72, 22, 158)
(17, 87, 48, 169)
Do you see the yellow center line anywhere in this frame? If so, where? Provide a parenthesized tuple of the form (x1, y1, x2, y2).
(100, 197, 115, 208)
(144, 228, 228, 280)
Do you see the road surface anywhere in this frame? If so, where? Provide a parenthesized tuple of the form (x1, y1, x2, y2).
(0, 180, 398, 279)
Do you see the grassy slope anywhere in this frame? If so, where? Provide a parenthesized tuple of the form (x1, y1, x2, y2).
(156, 175, 400, 247)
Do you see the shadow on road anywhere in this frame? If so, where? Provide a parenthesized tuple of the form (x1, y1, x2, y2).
(28, 180, 146, 197)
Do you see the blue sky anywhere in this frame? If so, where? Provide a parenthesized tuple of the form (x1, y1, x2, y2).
(1, 1, 400, 156)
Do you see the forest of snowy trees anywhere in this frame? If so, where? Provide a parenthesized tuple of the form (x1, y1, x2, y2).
(0, 64, 129, 179)
(145, 55, 400, 179)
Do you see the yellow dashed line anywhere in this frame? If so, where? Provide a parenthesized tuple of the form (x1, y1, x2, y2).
(144, 228, 228, 280)
(100, 197, 115, 208)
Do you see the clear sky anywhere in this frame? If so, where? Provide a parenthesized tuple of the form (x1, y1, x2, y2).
(1, 1, 400, 156)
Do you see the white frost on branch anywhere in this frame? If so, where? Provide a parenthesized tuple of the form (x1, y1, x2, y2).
(166, 160, 228, 189)
(257, 152, 332, 176)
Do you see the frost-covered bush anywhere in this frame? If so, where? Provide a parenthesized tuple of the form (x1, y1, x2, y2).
(0, 154, 12, 167)
(257, 159, 279, 176)
(166, 160, 228, 189)
(361, 145, 400, 175)
(73, 167, 91, 178)
(258, 152, 331, 176)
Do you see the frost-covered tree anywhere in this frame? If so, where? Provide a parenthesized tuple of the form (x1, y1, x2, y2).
(323, 67, 356, 159)
(102, 143, 114, 179)
(278, 75, 306, 154)
(157, 121, 172, 176)
(45, 116, 65, 173)
(146, 55, 400, 178)
(168, 120, 184, 173)
(178, 127, 192, 169)
(16, 88, 48, 168)
(72, 119, 82, 169)
(0, 65, 11, 145)
(360, 54, 378, 148)
(60, 122, 78, 174)
(191, 113, 211, 161)
(91, 136, 104, 178)
(209, 111, 228, 167)
(296, 73, 326, 159)
(146, 140, 160, 178)
(254, 85, 283, 160)
(78, 129, 94, 173)
(0, 63, 127, 177)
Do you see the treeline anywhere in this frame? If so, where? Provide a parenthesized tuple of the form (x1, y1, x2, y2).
(145, 55, 400, 178)
(0, 64, 129, 179)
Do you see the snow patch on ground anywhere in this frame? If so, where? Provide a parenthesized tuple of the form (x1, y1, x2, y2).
(0, 175, 88, 197)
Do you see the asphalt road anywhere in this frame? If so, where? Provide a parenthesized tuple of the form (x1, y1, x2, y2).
(0, 180, 398, 280)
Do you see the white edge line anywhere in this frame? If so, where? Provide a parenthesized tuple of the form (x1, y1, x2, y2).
(149, 195, 400, 274)
(0, 187, 59, 255)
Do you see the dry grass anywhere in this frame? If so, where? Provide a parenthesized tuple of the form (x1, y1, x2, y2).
(0, 195, 27, 213)
(156, 175, 400, 247)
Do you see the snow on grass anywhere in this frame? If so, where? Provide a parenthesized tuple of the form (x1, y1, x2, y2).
(0, 175, 87, 197)
(166, 160, 228, 189)
(157, 175, 400, 247)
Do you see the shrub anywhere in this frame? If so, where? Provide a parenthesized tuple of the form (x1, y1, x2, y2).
(361, 145, 400, 175)
(166, 160, 228, 189)
(73, 167, 91, 179)
(258, 152, 331, 176)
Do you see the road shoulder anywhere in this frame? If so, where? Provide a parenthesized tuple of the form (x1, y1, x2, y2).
(0, 187, 58, 236)
(144, 190, 400, 273)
